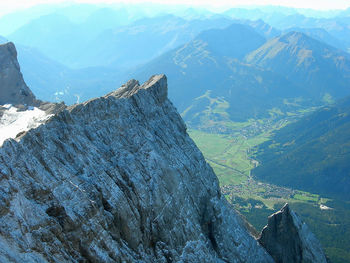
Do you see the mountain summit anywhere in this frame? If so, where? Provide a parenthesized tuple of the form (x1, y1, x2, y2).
(245, 31, 350, 98)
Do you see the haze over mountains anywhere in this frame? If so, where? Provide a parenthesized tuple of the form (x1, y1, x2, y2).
(246, 31, 350, 98)
(131, 25, 350, 126)
(130, 23, 303, 123)
(8, 13, 234, 69)
(2, 3, 350, 112)
(1, 3, 350, 262)
(0, 41, 330, 262)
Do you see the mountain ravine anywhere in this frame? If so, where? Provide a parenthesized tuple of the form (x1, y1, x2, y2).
(0, 42, 328, 262)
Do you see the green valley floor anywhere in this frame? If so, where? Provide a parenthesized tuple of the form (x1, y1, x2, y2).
(189, 123, 350, 263)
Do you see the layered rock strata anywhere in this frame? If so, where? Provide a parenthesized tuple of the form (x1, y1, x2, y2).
(0, 74, 274, 262)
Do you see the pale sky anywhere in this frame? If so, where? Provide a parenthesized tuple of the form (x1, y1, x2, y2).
(0, 0, 349, 15)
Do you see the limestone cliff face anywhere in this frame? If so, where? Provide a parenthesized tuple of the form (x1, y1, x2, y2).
(0, 42, 37, 106)
(258, 203, 328, 263)
(0, 75, 273, 262)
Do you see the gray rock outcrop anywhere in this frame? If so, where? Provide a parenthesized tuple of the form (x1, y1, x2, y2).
(258, 203, 328, 263)
(0, 74, 274, 262)
(0, 42, 37, 106)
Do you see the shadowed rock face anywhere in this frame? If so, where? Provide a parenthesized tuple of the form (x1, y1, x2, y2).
(0, 42, 37, 106)
(258, 203, 328, 263)
(0, 74, 274, 262)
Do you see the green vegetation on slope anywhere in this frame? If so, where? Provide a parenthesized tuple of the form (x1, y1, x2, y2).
(245, 31, 350, 99)
(189, 115, 350, 263)
(253, 97, 350, 200)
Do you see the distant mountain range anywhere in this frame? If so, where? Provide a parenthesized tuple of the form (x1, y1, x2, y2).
(252, 96, 350, 200)
(7, 14, 233, 68)
(3, 8, 350, 123)
(129, 23, 303, 124)
(15, 44, 124, 104)
(1, 6, 350, 261)
(0, 40, 328, 263)
(264, 14, 350, 52)
(130, 24, 350, 126)
(284, 27, 347, 51)
(2, 17, 281, 107)
(245, 31, 350, 98)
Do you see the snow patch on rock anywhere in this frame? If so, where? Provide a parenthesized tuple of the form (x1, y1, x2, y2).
(0, 105, 52, 146)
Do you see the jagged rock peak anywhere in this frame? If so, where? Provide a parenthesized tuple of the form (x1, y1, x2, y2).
(109, 74, 167, 103)
(0, 75, 273, 262)
(0, 42, 37, 106)
(258, 203, 328, 263)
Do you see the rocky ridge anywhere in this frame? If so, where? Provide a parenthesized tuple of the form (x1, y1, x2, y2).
(0, 42, 329, 262)
(0, 74, 274, 262)
(258, 203, 328, 263)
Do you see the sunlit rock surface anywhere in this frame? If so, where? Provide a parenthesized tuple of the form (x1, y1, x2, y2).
(0, 74, 274, 262)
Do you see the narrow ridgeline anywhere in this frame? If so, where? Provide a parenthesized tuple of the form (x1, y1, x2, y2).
(0, 74, 273, 262)
(0, 41, 328, 262)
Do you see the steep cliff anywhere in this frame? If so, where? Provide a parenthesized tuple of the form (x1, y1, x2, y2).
(258, 204, 328, 263)
(0, 42, 37, 106)
(0, 74, 274, 262)
(0, 42, 64, 146)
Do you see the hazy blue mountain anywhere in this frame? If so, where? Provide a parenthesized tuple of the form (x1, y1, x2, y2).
(222, 7, 341, 26)
(0, 35, 7, 44)
(127, 23, 303, 124)
(243, 19, 281, 39)
(245, 31, 350, 99)
(8, 14, 233, 69)
(16, 45, 70, 101)
(15, 45, 124, 104)
(195, 23, 266, 59)
(253, 96, 350, 200)
(8, 10, 136, 68)
(0, 5, 57, 35)
(285, 27, 347, 51)
(8, 14, 83, 66)
(0, 3, 140, 36)
(262, 14, 350, 51)
(71, 15, 234, 68)
(264, 14, 317, 29)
